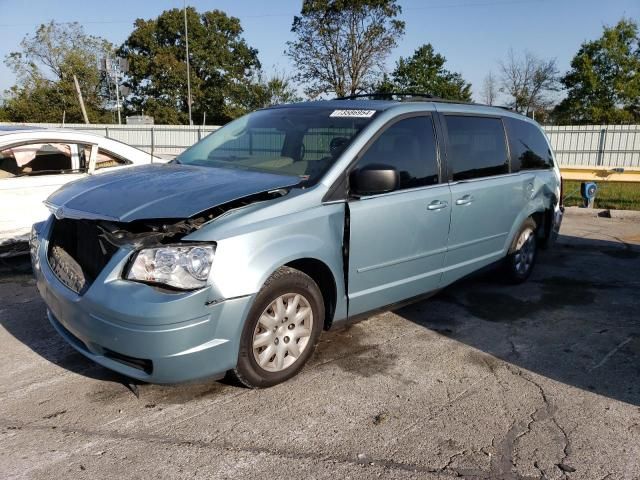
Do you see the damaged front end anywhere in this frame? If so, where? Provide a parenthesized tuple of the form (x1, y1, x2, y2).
(46, 190, 287, 295)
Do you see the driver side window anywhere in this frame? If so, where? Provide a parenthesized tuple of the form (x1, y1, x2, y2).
(355, 116, 439, 190)
(0, 143, 75, 178)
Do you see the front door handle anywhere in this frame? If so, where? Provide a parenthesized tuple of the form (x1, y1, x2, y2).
(455, 195, 474, 206)
(427, 200, 448, 211)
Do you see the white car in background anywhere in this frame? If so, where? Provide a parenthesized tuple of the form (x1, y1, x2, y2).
(0, 127, 161, 256)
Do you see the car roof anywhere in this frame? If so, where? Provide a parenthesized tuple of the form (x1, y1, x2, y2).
(0, 125, 45, 134)
(266, 98, 538, 126)
(0, 127, 118, 141)
(266, 99, 400, 112)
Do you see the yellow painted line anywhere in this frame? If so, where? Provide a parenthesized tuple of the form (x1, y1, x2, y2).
(560, 166, 640, 183)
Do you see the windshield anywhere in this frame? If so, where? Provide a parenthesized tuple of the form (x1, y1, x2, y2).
(176, 107, 377, 185)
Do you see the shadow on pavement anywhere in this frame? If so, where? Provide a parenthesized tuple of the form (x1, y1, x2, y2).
(0, 256, 136, 388)
(396, 233, 640, 406)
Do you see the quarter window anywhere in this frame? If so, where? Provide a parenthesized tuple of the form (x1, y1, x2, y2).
(444, 116, 509, 181)
(88, 147, 133, 170)
(355, 116, 439, 190)
(505, 118, 554, 171)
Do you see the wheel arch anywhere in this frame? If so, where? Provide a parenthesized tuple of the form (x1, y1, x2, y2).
(504, 208, 548, 255)
(284, 258, 338, 330)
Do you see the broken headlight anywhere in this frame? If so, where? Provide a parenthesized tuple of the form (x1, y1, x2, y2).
(126, 244, 214, 290)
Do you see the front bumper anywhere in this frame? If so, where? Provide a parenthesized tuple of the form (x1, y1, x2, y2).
(33, 221, 254, 384)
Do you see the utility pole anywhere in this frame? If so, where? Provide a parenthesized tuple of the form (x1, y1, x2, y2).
(100, 56, 128, 125)
(73, 74, 90, 124)
(114, 75, 122, 125)
(184, 0, 193, 125)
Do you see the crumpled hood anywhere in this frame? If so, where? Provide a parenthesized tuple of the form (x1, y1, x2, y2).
(46, 163, 300, 222)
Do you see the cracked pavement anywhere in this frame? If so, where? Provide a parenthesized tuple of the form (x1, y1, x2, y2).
(1, 213, 640, 479)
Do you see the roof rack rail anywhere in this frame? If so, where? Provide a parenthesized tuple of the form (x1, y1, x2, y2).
(334, 93, 528, 116)
(335, 92, 475, 105)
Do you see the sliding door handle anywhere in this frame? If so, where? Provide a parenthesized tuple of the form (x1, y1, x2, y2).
(455, 195, 474, 206)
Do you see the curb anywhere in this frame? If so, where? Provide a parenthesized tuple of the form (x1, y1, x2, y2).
(564, 206, 640, 220)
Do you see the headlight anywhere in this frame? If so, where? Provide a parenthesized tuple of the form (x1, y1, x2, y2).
(126, 244, 215, 290)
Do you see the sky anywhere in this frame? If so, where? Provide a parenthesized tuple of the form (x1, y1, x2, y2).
(0, 0, 638, 104)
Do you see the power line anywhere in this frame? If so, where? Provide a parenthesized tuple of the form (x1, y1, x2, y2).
(0, 0, 557, 27)
(0, 20, 133, 27)
(404, 0, 549, 10)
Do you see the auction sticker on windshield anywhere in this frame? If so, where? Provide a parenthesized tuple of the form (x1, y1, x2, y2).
(329, 109, 376, 118)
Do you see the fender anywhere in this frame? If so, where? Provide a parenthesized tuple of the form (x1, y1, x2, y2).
(187, 202, 348, 323)
(503, 170, 559, 254)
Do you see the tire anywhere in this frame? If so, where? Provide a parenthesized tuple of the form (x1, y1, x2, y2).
(232, 266, 324, 388)
(504, 218, 538, 284)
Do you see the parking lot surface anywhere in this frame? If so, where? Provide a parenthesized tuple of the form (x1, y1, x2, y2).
(1, 213, 639, 479)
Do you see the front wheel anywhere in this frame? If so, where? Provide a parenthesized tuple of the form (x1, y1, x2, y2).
(232, 267, 324, 388)
(504, 218, 538, 284)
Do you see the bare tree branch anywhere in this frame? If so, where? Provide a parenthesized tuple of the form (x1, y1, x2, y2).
(499, 49, 559, 115)
(286, 0, 405, 98)
(481, 71, 497, 105)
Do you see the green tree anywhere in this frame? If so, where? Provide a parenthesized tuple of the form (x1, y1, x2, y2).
(553, 19, 640, 124)
(253, 73, 303, 107)
(0, 101, 9, 122)
(118, 7, 262, 125)
(379, 44, 472, 101)
(3, 21, 114, 123)
(286, 0, 405, 98)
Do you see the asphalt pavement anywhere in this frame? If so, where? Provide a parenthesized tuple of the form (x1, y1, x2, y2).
(1, 212, 639, 479)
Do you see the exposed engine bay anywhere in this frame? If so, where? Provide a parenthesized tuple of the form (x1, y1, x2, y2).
(92, 189, 288, 249)
(47, 189, 288, 294)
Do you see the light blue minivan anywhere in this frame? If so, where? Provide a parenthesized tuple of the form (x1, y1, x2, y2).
(31, 97, 563, 387)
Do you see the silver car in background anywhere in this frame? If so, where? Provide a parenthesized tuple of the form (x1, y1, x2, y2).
(31, 98, 563, 388)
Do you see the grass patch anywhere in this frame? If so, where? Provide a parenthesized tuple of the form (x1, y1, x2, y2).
(563, 180, 640, 211)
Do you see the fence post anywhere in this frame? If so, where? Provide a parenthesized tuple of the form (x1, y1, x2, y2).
(197, 127, 202, 141)
(596, 128, 607, 166)
(150, 128, 155, 160)
(105, 127, 110, 138)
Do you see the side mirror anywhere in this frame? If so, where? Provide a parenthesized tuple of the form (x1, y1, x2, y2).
(350, 164, 399, 196)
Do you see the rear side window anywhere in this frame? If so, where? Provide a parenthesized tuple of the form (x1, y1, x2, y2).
(444, 116, 509, 181)
(505, 118, 554, 171)
(356, 116, 439, 190)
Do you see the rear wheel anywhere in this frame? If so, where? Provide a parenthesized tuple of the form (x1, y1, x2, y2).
(232, 267, 323, 388)
(505, 218, 537, 284)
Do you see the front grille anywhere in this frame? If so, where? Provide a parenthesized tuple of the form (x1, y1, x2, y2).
(48, 218, 119, 294)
